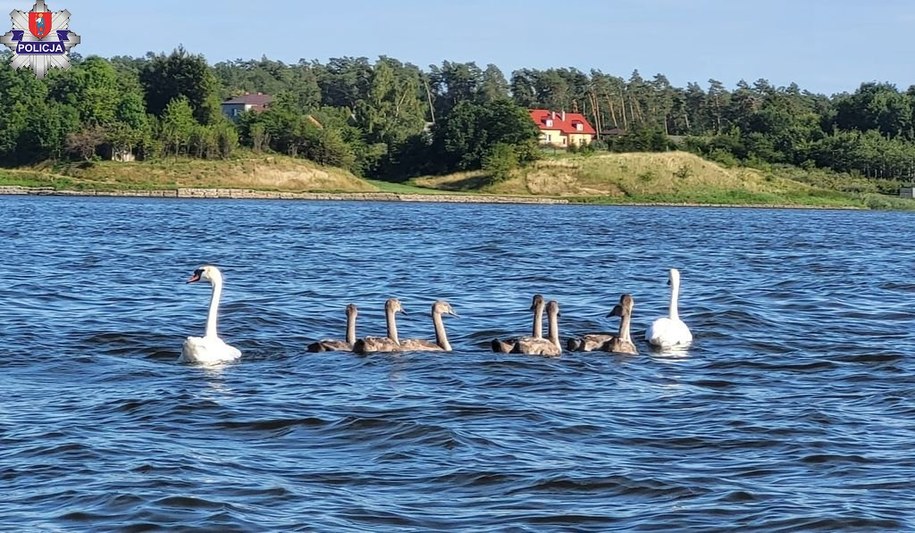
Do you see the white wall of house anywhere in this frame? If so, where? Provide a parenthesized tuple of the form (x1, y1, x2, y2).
(220, 103, 250, 121)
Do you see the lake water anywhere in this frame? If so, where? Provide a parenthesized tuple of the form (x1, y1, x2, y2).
(1, 196, 914, 531)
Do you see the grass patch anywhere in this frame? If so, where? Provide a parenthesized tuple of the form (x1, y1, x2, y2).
(411, 170, 492, 192)
(408, 151, 893, 209)
(365, 179, 476, 195)
(0, 168, 76, 189)
(2, 152, 379, 193)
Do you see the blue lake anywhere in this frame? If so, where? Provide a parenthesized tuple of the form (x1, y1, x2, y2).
(1, 195, 915, 531)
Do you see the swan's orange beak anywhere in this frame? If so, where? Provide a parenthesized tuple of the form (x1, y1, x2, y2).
(187, 272, 202, 284)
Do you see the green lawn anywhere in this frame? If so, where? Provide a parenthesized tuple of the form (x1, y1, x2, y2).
(365, 179, 477, 195)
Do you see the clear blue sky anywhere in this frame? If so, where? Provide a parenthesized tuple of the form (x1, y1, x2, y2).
(12, 0, 915, 95)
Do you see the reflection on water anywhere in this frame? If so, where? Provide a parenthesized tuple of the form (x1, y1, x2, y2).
(1, 196, 915, 530)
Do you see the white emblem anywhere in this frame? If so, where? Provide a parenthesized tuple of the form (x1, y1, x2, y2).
(1, 0, 81, 79)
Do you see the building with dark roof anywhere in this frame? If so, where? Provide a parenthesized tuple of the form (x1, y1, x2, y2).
(221, 93, 274, 121)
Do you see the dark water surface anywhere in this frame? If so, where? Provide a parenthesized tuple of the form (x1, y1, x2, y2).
(2, 196, 915, 531)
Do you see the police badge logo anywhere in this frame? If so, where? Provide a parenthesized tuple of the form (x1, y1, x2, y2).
(1, 0, 80, 79)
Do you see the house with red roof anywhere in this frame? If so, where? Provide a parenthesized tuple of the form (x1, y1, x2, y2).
(221, 92, 274, 121)
(529, 109, 596, 148)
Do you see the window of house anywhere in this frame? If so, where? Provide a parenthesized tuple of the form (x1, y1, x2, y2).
(545, 119, 553, 127)
(546, 134, 551, 141)
(576, 123, 583, 131)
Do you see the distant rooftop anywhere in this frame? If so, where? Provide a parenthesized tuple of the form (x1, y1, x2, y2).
(529, 109, 596, 135)
(222, 93, 273, 106)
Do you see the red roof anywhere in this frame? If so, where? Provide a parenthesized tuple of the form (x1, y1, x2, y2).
(529, 109, 596, 135)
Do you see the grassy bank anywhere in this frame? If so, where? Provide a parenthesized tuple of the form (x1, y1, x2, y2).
(2, 151, 913, 210)
(0, 154, 378, 193)
(413, 151, 915, 209)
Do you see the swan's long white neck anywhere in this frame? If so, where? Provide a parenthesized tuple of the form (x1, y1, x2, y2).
(532, 301, 544, 338)
(432, 309, 451, 351)
(669, 272, 681, 321)
(205, 276, 222, 338)
(386, 306, 400, 344)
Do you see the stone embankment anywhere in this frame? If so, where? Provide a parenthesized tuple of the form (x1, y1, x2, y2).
(0, 186, 569, 204)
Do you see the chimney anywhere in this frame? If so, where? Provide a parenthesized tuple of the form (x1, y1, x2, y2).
(561, 110, 566, 122)
(551, 111, 556, 120)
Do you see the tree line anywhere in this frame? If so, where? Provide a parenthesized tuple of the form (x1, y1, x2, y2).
(3, 47, 915, 182)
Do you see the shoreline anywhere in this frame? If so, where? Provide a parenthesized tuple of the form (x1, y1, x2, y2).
(0, 185, 569, 204)
(0, 185, 865, 209)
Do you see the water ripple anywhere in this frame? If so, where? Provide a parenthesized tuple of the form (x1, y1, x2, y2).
(1, 198, 915, 530)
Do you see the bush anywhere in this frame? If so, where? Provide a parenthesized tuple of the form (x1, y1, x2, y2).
(863, 193, 915, 210)
(589, 139, 608, 151)
(483, 143, 519, 182)
(65, 125, 106, 161)
(214, 121, 238, 159)
(708, 148, 740, 168)
(673, 164, 693, 180)
(578, 141, 598, 156)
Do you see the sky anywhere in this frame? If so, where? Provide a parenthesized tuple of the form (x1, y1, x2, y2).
(4, 0, 915, 95)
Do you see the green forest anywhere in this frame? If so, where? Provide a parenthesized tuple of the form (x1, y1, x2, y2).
(3, 47, 915, 187)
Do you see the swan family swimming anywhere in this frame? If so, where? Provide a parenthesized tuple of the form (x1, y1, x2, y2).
(182, 265, 693, 365)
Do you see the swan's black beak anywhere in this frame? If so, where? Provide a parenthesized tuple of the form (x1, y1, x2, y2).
(187, 270, 202, 284)
(607, 304, 623, 318)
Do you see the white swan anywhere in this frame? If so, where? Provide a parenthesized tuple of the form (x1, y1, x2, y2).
(180, 265, 242, 364)
(645, 268, 692, 349)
